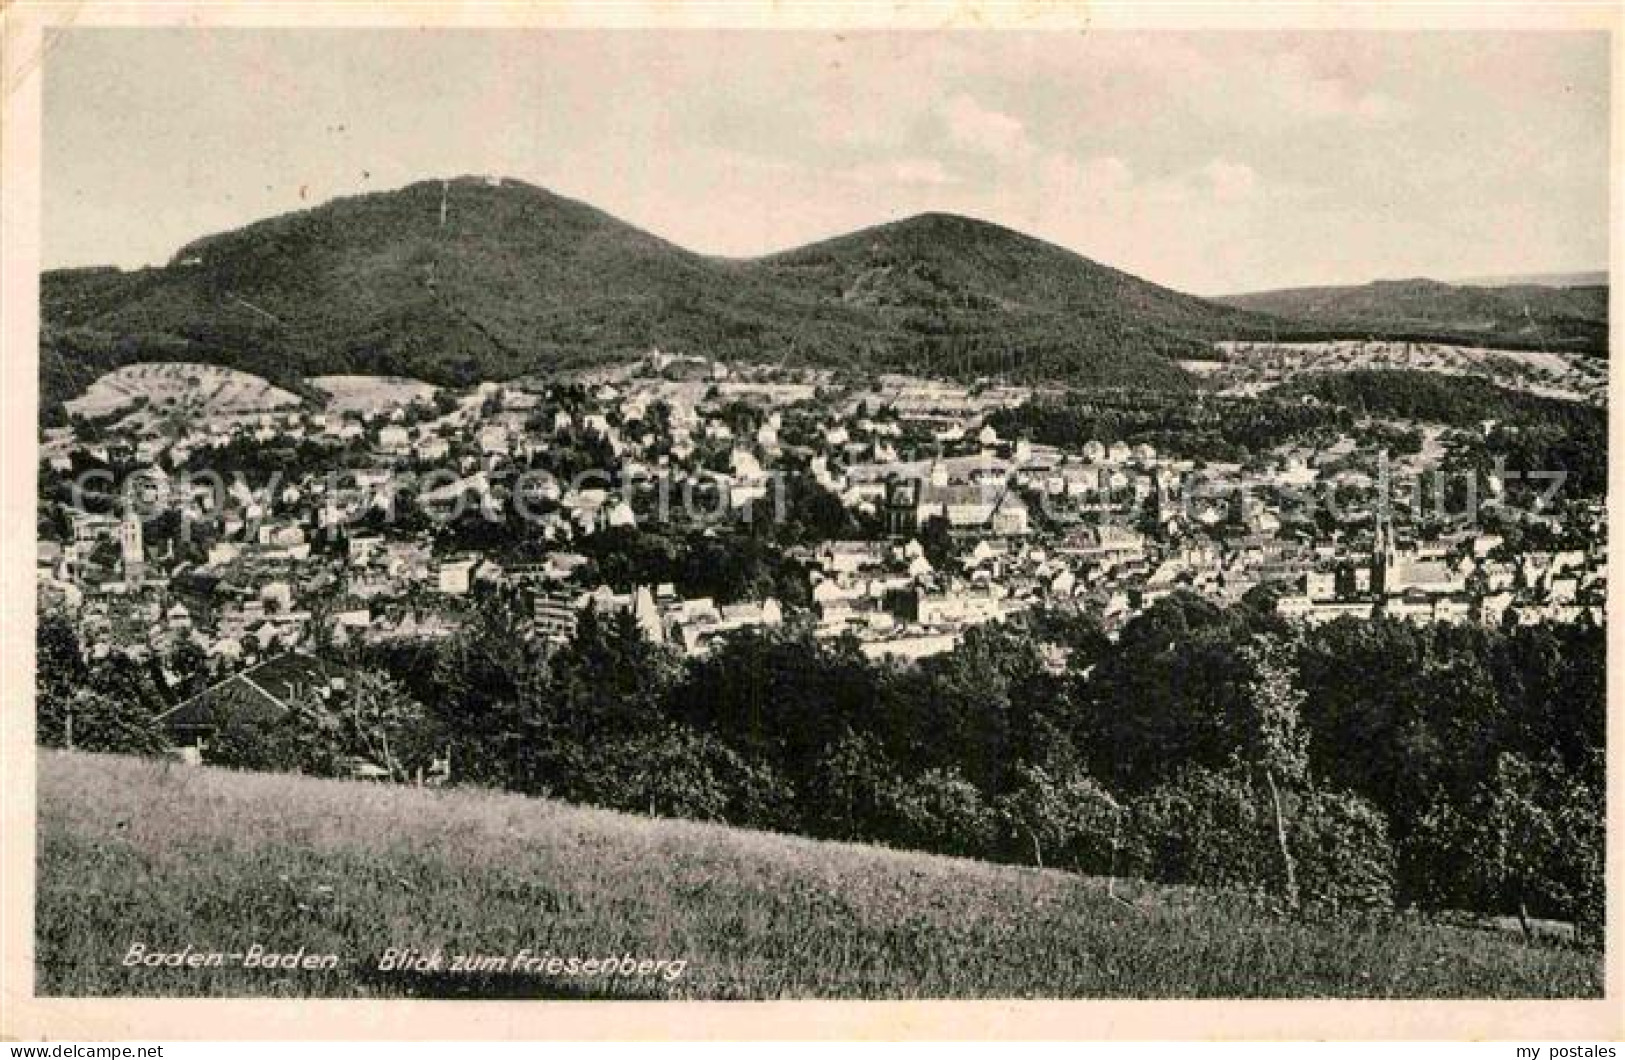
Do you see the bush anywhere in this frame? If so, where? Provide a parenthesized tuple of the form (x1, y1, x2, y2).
(1292, 789, 1396, 912)
(804, 728, 900, 842)
(567, 723, 793, 831)
(1402, 753, 1603, 944)
(886, 767, 998, 859)
(1126, 769, 1396, 912)
(993, 761, 1123, 873)
(1125, 766, 1280, 897)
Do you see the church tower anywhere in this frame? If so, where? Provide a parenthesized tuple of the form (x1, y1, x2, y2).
(117, 509, 145, 573)
(884, 477, 920, 536)
(631, 585, 666, 645)
(1370, 505, 1395, 599)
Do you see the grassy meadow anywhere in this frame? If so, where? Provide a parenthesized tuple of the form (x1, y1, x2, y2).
(36, 751, 1602, 999)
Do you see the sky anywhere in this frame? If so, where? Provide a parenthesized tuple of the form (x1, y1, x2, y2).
(42, 29, 1611, 295)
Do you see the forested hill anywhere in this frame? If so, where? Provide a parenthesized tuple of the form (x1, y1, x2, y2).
(41, 176, 1286, 419)
(1276, 369, 1607, 496)
(1218, 278, 1608, 354)
(736, 211, 1271, 384)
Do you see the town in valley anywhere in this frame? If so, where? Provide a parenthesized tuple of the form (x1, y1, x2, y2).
(40, 343, 1605, 765)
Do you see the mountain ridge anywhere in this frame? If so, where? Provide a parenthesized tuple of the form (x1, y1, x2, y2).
(43, 176, 1276, 419)
(43, 176, 1604, 426)
(1217, 277, 1607, 353)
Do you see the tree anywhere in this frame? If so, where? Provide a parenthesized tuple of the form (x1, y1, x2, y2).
(1409, 752, 1603, 943)
(334, 669, 436, 781)
(908, 622, 1046, 791)
(1079, 591, 1256, 791)
(1291, 789, 1396, 912)
(158, 639, 214, 703)
(550, 606, 684, 747)
(669, 625, 873, 788)
(427, 593, 554, 788)
(918, 513, 956, 568)
(582, 722, 791, 829)
(806, 728, 898, 842)
(1238, 634, 1311, 909)
(1127, 765, 1278, 896)
(37, 612, 169, 754)
(993, 758, 1122, 873)
(889, 766, 997, 859)
(49, 687, 167, 755)
(36, 609, 88, 746)
(206, 691, 341, 776)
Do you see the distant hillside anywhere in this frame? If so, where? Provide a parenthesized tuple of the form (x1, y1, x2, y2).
(1456, 270, 1607, 289)
(1218, 278, 1608, 354)
(44, 178, 829, 411)
(40, 177, 1286, 422)
(739, 212, 1273, 386)
(1275, 368, 1606, 495)
(65, 362, 302, 422)
(1276, 367, 1605, 429)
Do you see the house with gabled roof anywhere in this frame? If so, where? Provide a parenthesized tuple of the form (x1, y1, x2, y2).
(156, 651, 349, 756)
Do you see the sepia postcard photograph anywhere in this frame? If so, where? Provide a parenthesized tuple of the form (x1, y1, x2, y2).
(0, 0, 1619, 1042)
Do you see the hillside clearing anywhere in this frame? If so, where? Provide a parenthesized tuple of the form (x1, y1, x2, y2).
(36, 751, 1601, 999)
(64, 363, 302, 422)
(309, 375, 440, 415)
(1206, 340, 1606, 405)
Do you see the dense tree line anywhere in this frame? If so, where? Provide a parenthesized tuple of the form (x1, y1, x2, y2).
(569, 527, 813, 608)
(987, 392, 1354, 463)
(39, 589, 1603, 943)
(373, 591, 1592, 942)
(380, 592, 1602, 939)
(1278, 371, 1607, 497)
(989, 373, 1603, 503)
(36, 611, 207, 753)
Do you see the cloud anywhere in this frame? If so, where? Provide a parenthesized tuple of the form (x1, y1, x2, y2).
(1351, 91, 1408, 123)
(941, 93, 1031, 157)
(1036, 152, 1136, 206)
(839, 157, 958, 186)
(1035, 151, 1259, 212)
(1268, 51, 1411, 126)
(1076, 155, 1135, 194)
(1203, 159, 1258, 203)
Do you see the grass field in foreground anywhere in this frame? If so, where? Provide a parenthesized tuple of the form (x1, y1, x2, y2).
(36, 751, 1602, 999)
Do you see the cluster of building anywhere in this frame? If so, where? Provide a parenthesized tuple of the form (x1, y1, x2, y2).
(40, 352, 1606, 680)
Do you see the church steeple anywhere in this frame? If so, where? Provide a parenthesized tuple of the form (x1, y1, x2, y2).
(118, 507, 144, 573)
(1371, 483, 1395, 599)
